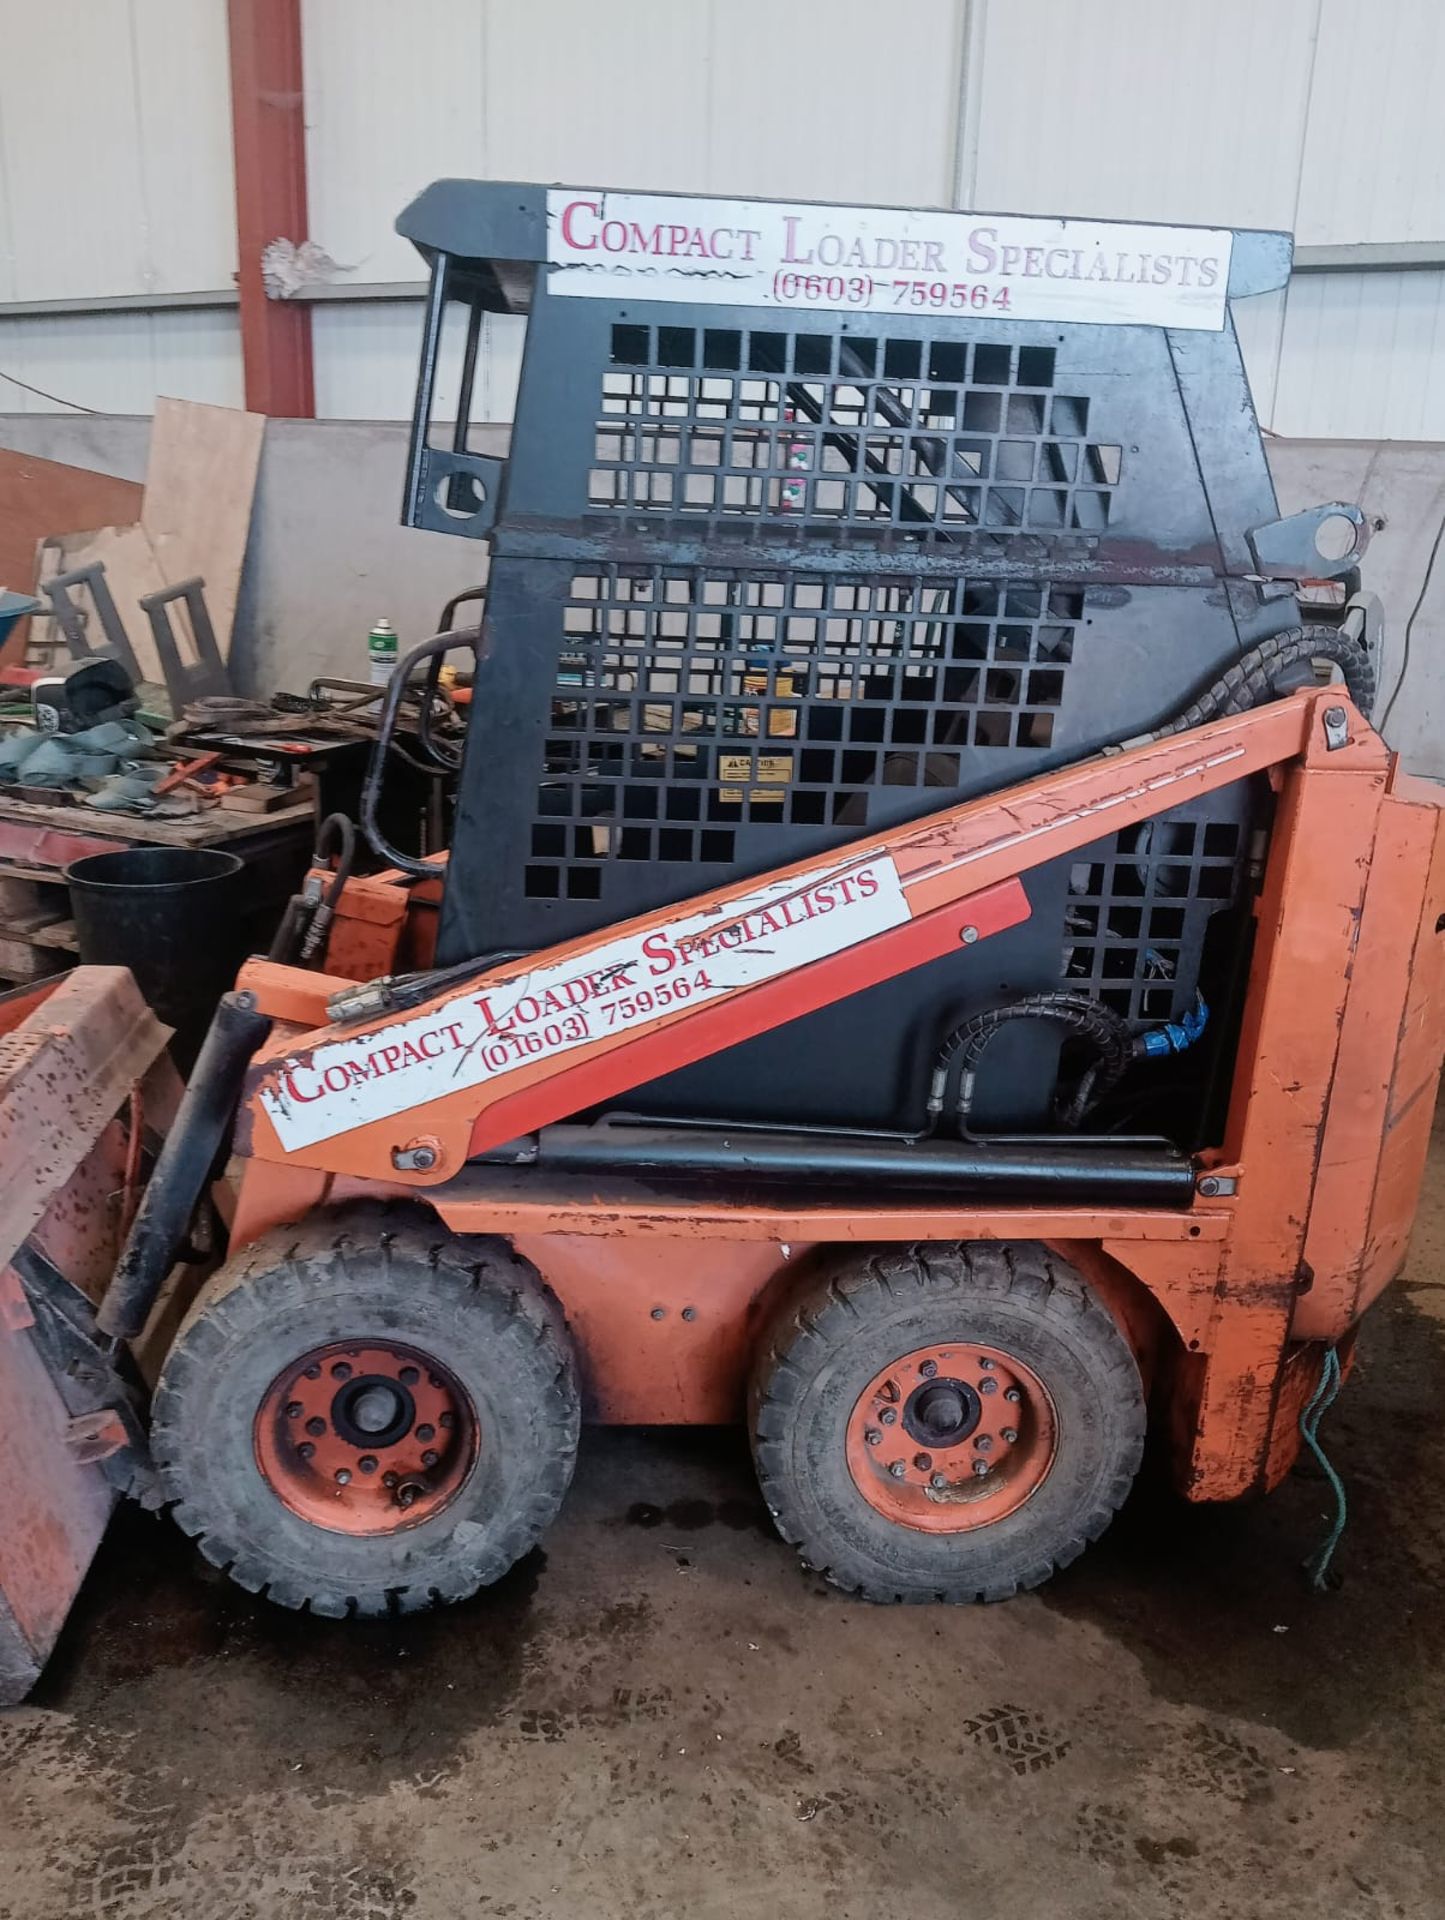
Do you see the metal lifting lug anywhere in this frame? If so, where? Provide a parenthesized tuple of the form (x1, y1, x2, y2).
(1247, 502, 1368, 580)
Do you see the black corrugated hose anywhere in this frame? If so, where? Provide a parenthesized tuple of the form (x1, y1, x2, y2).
(1149, 623, 1375, 739)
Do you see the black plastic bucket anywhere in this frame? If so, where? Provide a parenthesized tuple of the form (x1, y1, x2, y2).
(67, 847, 247, 1071)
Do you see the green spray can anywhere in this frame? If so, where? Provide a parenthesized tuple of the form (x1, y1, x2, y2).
(367, 616, 399, 688)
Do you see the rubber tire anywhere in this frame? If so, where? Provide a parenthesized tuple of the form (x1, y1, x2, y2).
(152, 1202, 580, 1617)
(749, 1242, 1145, 1602)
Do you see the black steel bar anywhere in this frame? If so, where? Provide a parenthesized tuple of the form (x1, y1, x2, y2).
(98, 992, 273, 1341)
(402, 252, 450, 528)
(532, 1124, 1196, 1207)
(452, 297, 483, 459)
(360, 627, 479, 874)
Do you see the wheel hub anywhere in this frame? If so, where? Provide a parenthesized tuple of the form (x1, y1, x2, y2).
(845, 1342, 1057, 1533)
(903, 1378, 980, 1450)
(253, 1341, 477, 1535)
(331, 1375, 416, 1449)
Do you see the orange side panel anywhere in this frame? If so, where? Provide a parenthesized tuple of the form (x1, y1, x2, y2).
(1295, 790, 1445, 1338)
(511, 1234, 793, 1424)
(1189, 749, 1387, 1499)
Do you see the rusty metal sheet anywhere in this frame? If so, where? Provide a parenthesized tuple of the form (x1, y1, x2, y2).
(0, 967, 170, 1274)
(0, 966, 170, 1704)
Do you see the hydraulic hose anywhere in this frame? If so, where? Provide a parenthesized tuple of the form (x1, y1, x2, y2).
(1148, 624, 1375, 741)
(931, 989, 1212, 1136)
(930, 991, 1138, 1134)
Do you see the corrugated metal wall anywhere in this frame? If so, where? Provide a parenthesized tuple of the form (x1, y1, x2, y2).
(1, 0, 1442, 437)
(962, 0, 1445, 440)
(0, 0, 241, 413)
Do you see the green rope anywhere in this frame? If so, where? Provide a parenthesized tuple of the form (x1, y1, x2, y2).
(1299, 1345, 1346, 1591)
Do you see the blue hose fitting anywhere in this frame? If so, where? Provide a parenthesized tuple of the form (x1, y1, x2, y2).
(1135, 991, 1209, 1059)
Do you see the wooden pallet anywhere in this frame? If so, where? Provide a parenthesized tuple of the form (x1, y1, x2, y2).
(0, 875, 75, 985)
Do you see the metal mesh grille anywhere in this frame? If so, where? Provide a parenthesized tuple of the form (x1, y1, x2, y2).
(523, 564, 1084, 901)
(1063, 811, 1244, 1022)
(590, 324, 1123, 532)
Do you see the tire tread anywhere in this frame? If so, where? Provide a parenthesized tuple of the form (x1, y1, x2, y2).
(749, 1240, 1145, 1605)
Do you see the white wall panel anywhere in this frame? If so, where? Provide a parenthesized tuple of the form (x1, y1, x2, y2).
(703, 0, 962, 203)
(480, 2, 714, 197)
(0, 0, 1434, 441)
(304, 0, 963, 416)
(303, 0, 487, 286)
(127, 0, 238, 289)
(1273, 270, 1445, 440)
(313, 305, 523, 423)
(966, 0, 1321, 230)
(0, 0, 234, 302)
(1297, 0, 1445, 245)
(1232, 290, 1288, 431)
(0, 310, 243, 416)
(302, 0, 963, 298)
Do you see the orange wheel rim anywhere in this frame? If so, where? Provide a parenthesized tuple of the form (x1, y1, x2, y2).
(253, 1342, 478, 1536)
(845, 1343, 1057, 1533)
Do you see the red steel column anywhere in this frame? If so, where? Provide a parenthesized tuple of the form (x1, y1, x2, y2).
(226, 0, 315, 417)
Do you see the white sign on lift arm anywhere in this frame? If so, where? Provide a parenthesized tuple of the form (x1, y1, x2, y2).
(545, 191, 1234, 332)
(259, 852, 911, 1152)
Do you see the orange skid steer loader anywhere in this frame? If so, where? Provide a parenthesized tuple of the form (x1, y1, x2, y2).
(3, 185, 1444, 1693)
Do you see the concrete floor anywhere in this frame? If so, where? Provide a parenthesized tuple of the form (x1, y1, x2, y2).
(4, 1142, 1445, 1920)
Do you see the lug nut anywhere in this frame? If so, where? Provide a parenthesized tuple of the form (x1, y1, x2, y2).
(1004, 1387, 1022, 1403)
(978, 1357, 994, 1371)
(650, 1307, 666, 1320)
(298, 1442, 315, 1460)
(1001, 1428, 1019, 1444)
(930, 1473, 947, 1489)
(428, 1374, 443, 1389)
(416, 1423, 436, 1443)
(285, 1401, 302, 1419)
(421, 1449, 439, 1468)
(303, 1364, 321, 1380)
(880, 1406, 897, 1425)
(438, 1411, 455, 1430)
(305, 1416, 326, 1437)
(335, 1468, 351, 1485)
(359, 1455, 378, 1474)
(919, 1359, 938, 1379)
(331, 1361, 353, 1381)
(974, 1435, 993, 1453)
(972, 1459, 990, 1478)
(979, 1377, 998, 1395)
(681, 1307, 697, 1323)
(382, 1471, 399, 1489)
(888, 1461, 907, 1478)
(914, 1453, 933, 1472)
(865, 1428, 882, 1447)
(399, 1366, 419, 1386)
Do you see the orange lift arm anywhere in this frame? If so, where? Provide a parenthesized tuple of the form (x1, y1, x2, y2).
(235, 688, 1354, 1189)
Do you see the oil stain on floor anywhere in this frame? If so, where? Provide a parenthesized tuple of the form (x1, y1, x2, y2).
(4, 1139, 1445, 1918)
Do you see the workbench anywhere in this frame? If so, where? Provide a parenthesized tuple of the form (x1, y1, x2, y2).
(0, 792, 315, 985)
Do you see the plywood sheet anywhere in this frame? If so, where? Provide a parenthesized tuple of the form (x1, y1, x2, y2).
(141, 396, 264, 659)
(20, 400, 264, 693)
